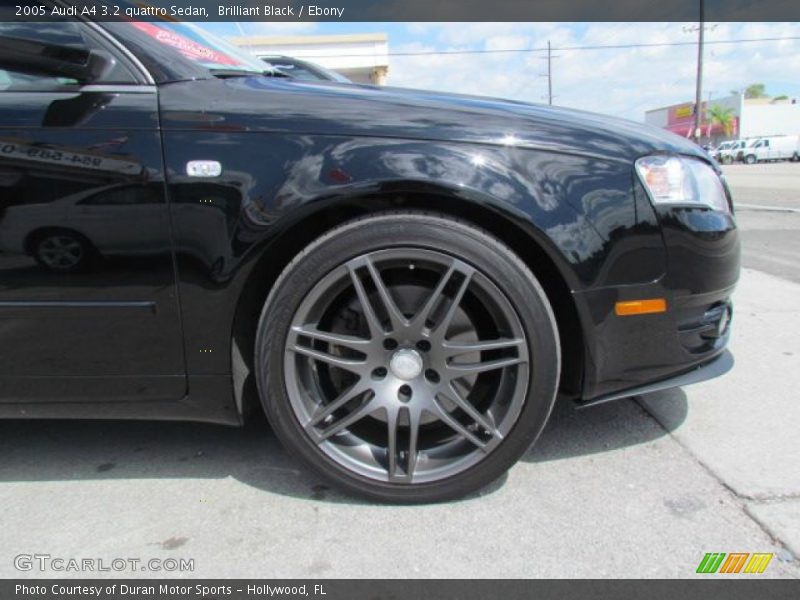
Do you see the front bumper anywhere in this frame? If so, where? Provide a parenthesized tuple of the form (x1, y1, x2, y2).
(574, 203, 740, 403)
(576, 349, 734, 407)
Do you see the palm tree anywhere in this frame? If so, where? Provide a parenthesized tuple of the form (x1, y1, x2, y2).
(708, 104, 734, 138)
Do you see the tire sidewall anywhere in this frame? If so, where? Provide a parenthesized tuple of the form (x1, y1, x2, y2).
(256, 213, 560, 503)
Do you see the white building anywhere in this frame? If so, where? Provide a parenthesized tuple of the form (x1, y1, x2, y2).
(645, 94, 800, 144)
(738, 97, 800, 139)
(229, 33, 389, 85)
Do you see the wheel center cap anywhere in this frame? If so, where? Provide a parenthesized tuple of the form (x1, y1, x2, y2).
(389, 348, 424, 381)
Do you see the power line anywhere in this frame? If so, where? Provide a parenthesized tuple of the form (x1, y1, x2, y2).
(612, 74, 689, 117)
(288, 35, 800, 60)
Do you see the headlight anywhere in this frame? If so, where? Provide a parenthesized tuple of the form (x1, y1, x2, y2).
(635, 155, 730, 213)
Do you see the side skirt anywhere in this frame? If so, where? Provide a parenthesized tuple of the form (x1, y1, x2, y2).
(0, 375, 241, 426)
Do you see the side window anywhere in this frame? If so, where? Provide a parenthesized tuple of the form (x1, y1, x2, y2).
(0, 22, 137, 91)
(78, 185, 161, 206)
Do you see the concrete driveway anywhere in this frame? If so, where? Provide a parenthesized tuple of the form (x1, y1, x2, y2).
(0, 165, 798, 579)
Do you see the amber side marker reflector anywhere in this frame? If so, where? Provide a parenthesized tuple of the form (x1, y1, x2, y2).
(615, 298, 667, 316)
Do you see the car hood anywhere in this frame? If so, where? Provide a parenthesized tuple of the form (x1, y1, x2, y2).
(160, 77, 707, 164)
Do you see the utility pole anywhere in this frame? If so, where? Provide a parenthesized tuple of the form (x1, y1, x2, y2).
(693, 0, 705, 144)
(547, 40, 553, 105)
(539, 40, 559, 105)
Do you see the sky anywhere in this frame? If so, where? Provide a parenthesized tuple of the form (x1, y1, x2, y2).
(204, 22, 800, 122)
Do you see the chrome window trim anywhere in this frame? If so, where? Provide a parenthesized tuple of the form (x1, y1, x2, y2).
(82, 21, 156, 86)
(78, 84, 156, 94)
(37, 0, 157, 86)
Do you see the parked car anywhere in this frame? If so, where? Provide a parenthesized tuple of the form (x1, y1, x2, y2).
(261, 56, 351, 83)
(741, 135, 800, 164)
(0, 11, 739, 502)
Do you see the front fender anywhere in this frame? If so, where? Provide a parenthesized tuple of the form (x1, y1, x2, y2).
(161, 132, 663, 376)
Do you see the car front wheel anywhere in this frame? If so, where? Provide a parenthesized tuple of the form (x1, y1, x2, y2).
(32, 230, 91, 271)
(255, 212, 560, 502)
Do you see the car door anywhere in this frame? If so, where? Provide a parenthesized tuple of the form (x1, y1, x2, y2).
(750, 140, 761, 160)
(0, 21, 186, 402)
(732, 142, 742, 161)
(761, 139, 771, 161)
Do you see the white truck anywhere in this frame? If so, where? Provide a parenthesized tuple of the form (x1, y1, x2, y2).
(717, 139, 752, 164)
(713, 141, 735, 163)
(741, 135, 800, 164)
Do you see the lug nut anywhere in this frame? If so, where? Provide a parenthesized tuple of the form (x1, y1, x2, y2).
(398, 384, 412, 403)
(425, 369, 440, 384)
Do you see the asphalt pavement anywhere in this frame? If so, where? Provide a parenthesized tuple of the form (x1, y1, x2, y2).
(725, 163, 800, 283)
(0, 163, 798, 579)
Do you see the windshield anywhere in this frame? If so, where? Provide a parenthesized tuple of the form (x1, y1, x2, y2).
(127, 21, 267, 73)
(311, 66, 351, 83)
(264, 59, 351, 83)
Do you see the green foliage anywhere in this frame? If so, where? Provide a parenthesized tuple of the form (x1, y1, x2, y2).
(708, 104, 735, 137)
(744, 83, 767, 99)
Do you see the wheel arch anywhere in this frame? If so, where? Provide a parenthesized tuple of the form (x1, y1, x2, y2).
(23, 226, 95, 256)
(231, 193, 586, 419)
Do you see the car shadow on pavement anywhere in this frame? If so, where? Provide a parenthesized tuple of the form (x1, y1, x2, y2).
(0, 390, 687, 505)
(523, 389, 688, 463)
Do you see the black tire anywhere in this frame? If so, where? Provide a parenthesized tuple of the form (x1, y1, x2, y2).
(744, 154, 757, 165)
(255, 212, 560, 503)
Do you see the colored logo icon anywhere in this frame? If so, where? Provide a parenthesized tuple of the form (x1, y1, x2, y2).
(696, 552, 773, 574)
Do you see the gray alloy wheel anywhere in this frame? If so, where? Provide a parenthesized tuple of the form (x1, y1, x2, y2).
(34, 233, 87, 271)
(256, 212, 560, 502)
(284, 247, 529, 484)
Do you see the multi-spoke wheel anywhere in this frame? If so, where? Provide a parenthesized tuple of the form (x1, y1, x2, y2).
(32, 230, 91, 271)
(256, 213, 560, 502)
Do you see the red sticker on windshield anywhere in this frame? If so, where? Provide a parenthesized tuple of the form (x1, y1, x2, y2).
(131, 22, 242, 66)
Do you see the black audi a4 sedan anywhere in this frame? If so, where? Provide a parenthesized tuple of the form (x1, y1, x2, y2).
(0, 15, 739, 502)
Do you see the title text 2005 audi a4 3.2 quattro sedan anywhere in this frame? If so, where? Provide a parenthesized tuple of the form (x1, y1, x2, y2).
(0, 11, 739, 502)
